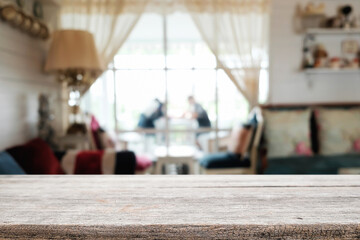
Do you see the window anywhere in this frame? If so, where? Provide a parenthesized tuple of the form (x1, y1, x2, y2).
(82, 12, 268, 155)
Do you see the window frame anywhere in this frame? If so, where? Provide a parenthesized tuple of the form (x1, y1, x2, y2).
(85, 12, 268, 153)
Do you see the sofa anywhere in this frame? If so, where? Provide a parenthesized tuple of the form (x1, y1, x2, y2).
(259, 103, 360, 174)
(0, 138, 150, 175)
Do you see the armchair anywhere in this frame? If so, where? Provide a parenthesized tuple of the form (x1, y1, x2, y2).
(199, 107, 264, 174)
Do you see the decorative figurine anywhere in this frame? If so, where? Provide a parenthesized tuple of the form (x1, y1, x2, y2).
(340, 5, 355, 29)
(304, 3, 325, 15)
(325, 5, 356, 29)
(303, 47, 314, 68)
(330, 57, 341, 69)
(349, 58, 359, 69)
(325, 12, 343, 28)
(38, 94, 57, 149)
(303, 35, 315, 69)
(313, 44, 328, 68)
(301, 3, 326, 30)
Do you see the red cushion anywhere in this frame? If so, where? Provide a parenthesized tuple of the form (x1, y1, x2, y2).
(354, 139, 360, 152)
(90, 115, 100, 131)
(135, 155, 153, 171)
(6, 138, 64, 174)
(74, 151, 103, 174)
(90, 115, 102, 150)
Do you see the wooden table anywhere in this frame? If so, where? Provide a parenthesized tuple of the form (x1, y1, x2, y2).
(0, 175, 359, 239)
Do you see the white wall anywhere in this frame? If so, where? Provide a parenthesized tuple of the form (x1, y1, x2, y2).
(269, 0, 360, 104)
(0, 0, 61, 150)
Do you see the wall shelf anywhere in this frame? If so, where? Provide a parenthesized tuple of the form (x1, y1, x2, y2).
(304, 68, 360, 74)
(302, 28, 360, 82)
(305, 28, 360, 35)
(303, 68, 360, 89)
(0, 2, 50, 40)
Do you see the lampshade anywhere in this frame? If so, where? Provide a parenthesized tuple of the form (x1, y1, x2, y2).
(45, 30, 103, 72)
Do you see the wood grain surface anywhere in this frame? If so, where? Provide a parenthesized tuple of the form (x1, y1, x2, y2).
(0, 175, 359, 239)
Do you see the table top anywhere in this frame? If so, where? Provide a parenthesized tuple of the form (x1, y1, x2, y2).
(0, 175, 359, 239)
(155, 145, 196, 157)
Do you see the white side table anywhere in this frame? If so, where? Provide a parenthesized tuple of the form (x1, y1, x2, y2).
(155, 146, 199, 174)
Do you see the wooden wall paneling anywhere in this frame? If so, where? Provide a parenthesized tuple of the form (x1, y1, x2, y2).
(0, 14, 61, 150)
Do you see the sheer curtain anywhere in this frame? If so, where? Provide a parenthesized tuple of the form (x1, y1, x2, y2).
(58, 0, 269, 106)
(59, 0, 148, 77)
(185, 0, 270, 108)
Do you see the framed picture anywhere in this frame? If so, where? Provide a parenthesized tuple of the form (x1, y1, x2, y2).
(33, 1, 43, 19)
(16, 0, 25, 8)
(342, 39, 359, 54)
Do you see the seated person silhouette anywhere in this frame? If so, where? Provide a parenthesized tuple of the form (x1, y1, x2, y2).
(138, 99, 164, 129)
(182, 96, 211, 137)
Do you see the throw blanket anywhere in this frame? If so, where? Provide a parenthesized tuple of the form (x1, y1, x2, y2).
(58, 150, 136, 174)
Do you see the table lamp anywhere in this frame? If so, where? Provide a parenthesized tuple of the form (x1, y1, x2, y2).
(45, 30, 103, 134)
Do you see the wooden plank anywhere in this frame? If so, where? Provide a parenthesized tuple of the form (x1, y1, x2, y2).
(0, 24, 45, 58)
(0, 4, 62, 151)
(0, 176, 359, 239)
(1, 224, 359, 240)
(0, 51, 48, 83)
(0, 84, 59, 150)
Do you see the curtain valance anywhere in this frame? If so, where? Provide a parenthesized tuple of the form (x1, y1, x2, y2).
(61, 0, 269, 15)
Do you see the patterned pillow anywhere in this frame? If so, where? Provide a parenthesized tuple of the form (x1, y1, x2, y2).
(263, 109, 313, 158)
(99, 129, 116, 150)
(227, 124, 253, 157)
(90, 115, 102, 150)
(316, 108, 360, 155)
(6, 138, 64, 174)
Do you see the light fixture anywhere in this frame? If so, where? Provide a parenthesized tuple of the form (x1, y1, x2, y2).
(45, 30, 103, 86)
(45, 30, 103, 134)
